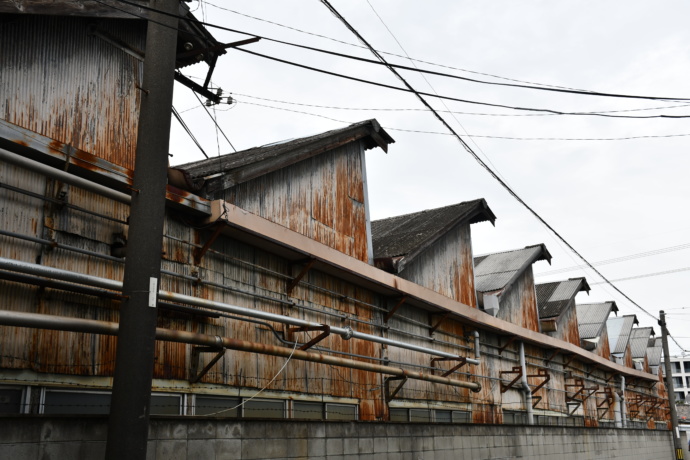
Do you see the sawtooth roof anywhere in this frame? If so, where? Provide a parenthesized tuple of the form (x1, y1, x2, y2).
(607, 315, 639, 355)
(646, 337, 663, 368)
(173, 119, 394, 195)
(371, 200, 496, 269)
(629, 327, 656, 360)
(474, 244, 551, 294)
(536, 278, 590, 320)
(576, 301, 618, 340)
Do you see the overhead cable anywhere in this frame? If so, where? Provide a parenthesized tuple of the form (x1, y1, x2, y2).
(111, 0, 690, 103)
(172, 106, 209, 159)
(317, 0, 686, 353)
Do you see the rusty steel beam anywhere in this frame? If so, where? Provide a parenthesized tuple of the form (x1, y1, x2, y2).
(0, 310, 482, 392)
(384, 376, 408, 403)
(286, 259, 316, 295)
(193, 223, 225, 265)
(429, 311, 451, 335)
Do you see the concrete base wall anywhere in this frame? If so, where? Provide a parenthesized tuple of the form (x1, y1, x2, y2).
(0, 417, 674, 460)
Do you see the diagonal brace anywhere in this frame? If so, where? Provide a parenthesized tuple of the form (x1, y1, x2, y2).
(431, 357, 467, 377)
(288, 325, 331, 351)
(286, 259, 316, 295)
(190, 345, 225, 383)
(385, 376, 408, 403)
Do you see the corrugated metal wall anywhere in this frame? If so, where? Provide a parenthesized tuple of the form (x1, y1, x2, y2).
(399, 224, 478, 308)
(496, 269, 540, 332)
(0, 15, 143, 169)
(222, 142, 370, 262)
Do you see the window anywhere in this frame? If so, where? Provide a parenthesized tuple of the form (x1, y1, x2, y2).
(389, 408, 470, 423)
(503, 411, 527, 425)
(243, 399, 285, 419)
(326, 403, 357, 421)
(672, 362, 682, 373)
(673, 377, 684, 388)
(0, 388, 25, 414)
(42, 390, 111, 415)
(675, 392, 685, 402)
(194, 396, 240, 417)
(151, 394, 183, 415)
(409, 409, 431, 422)
(684, 361, 690, 373)
(389, 408, 408, 422)
(686, 377, 690, 388)
(293, 401, 322, 420)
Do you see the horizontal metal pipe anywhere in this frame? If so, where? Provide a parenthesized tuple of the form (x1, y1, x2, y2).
(0, 310, 481, 391)
(0, 257, 478, 362)
(0, 147, 131, 204)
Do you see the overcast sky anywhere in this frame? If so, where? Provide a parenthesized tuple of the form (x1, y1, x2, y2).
(169, 1, 690, 355)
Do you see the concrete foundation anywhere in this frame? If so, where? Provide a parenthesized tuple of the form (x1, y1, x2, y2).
(0, 417, 674, 460)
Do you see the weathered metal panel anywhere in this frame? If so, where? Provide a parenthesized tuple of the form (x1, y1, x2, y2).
(548, 302, 581, 347)
(495, 269, 540, 333)
(399, 224, 477, 307)
(596, 327, 612, 360)
(0, 15, 144, 169)
(222, 143, 370, 262)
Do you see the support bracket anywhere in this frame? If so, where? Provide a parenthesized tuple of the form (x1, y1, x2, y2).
(431, 357, 467, 377)
(544, 348, 562, 364)
(562, 354, 577, 369)
(429, 311, 451, 335)
(384, 296, 407, 323)
(500, 366, 523, 393)
(385, 376, 408, 403)
(287, 325, 331, 351)
(498, 336, 517, 355)
(193, 223, 224, 265)
(286, 258, 316, 295)
(190, 345, 225, 383)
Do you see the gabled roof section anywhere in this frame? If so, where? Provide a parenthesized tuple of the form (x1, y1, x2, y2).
(646, 337, 663, 368)
(576, 301, 618, 340)
(371, 199, 496, 272)
(474, 244, 551, 294)
(629, 327, 656, 360)
(173, 119, 394, 195)
(607, 314, 639, 355)
(536, 278, 590, 320)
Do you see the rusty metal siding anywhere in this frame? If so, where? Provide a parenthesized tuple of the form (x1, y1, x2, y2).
(496, 268, 540, 332)
(548, 302, 581, 347)
(0, 15, 143, 169)
(596, 327, 612, 360)
(398, 224, 477, 307)
(222, 142, 370, 262)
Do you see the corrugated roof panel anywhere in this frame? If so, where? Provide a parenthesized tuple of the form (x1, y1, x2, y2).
(629, 327, 654, 359)
(371, 200, 494, 260)
(536, 279, 588, 319)
(576, 302, 615, 339)
(474, 246, 545, 293)
(607, 315, 637, 355)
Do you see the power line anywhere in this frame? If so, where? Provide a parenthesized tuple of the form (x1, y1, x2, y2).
(232, 92, 690, 118)
(201, 0, 688, 99)
(172, 106, 209, 159)
(536, 242, 690, 277)
(191, 90, 237, 153)
(589, 266, 690, 285)
(112, 0, 690, 104)
(240, 99, 690, 142)
(316, 0, 686, 352)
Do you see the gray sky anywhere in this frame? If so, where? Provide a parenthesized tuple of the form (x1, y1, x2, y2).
(170, 1, 690, 355)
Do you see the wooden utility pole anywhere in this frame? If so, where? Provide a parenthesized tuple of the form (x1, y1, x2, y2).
(105, 1, 179, 458)
(660, 310, 685, 460)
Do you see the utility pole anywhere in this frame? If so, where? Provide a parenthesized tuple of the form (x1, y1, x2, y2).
(660, 310, 685, 460)
(105, 1, 179, 459)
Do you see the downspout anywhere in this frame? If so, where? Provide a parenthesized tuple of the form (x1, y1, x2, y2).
(473, 330, 481, 359)
(519, 341, 534, 425)
(613, 391, 622, 428)
(620, 375, 627, 428)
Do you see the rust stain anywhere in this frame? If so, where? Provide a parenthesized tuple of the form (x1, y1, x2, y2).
(48, 139, 66, 154)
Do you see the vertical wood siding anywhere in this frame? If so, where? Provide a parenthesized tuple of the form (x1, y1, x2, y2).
(496, 269, 540, 332)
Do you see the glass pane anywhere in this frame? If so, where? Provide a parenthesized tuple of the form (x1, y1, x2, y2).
(0, 389, 23, 414)
(452, 411, 471, 424)
(151, 395, 181, 415)
(409, 409, 431, 422)
(389, 408, 408, 422)
(435, 410, 452, 423)
(326, 404, 357, 421)
(43, 391, 111, 415)
(244, 399, 284, 419)
(293, 401, 322, 420)
(684, 361, 690, 373)
(195, 396, 240, 417)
